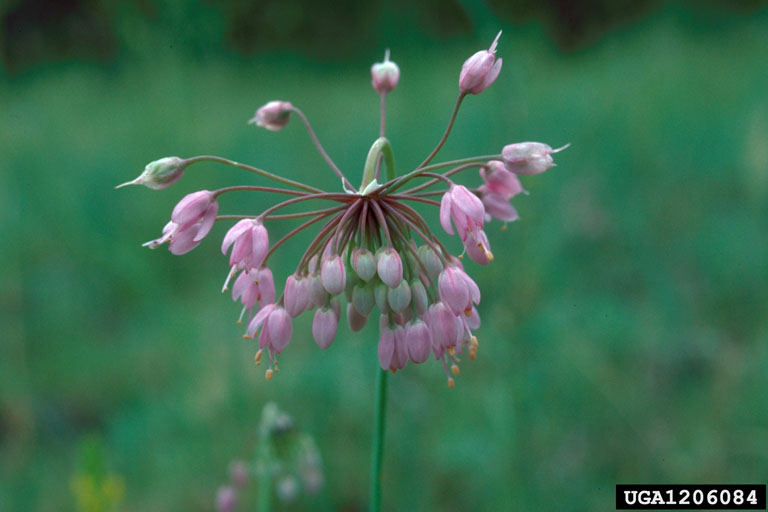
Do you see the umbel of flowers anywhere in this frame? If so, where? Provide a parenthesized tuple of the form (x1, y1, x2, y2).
(119, 33, 566, 387)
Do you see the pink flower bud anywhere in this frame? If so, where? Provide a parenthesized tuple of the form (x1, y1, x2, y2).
(216, 486, 237, 512)
(502, 142, 569, 175)
(391, 325, 409, 370)
(284, 274, 310, 317)
(248, 100, 293, 131)
(459, 31, 502, 95)
(440, 185, 485, 240)
(480, 160, 524, 198)
(308, 273, 327, 307)
(116, 156, 186, 190)
(463, 229, 493, 265)
(351, 283, 375, 316)
(320, 254, 346, 296)
(312, 306, 338, 349)
(376, 247, 403, 288)
(228, 461, 249, 487)
(347, 303, 369, 332)
(387, 280, 411, 313)
(351, 248, 377, 282)
(406, 320, 432, 364)
(410, 280, 428, 316)
(371, 49, 400, 94)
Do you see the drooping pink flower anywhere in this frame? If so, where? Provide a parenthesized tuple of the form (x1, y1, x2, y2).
(347, 303, 369, 332)
(438, 264, 480, 316)
(232, 267, 275, 312)
(221, 218, 269, 271)
(249, 101, 294, 131)
(459, 31, 503, 95)
(440, 184, 485, 240)
(480, 160, 524, 198)
(463, 229, 493, 265)
(249, 304, 293, 354)
(479, 190, 520, 223)
(143, 190, 218, 254)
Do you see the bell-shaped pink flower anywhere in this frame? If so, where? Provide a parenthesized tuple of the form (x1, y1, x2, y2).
(232, 267, 275, 311)
(459, 31, 502, 95)
(283, 274, 310, 318)
(377, 316, 395, 370)
(312, 306, 338, 349)
(406, 320, 432, 364)
(371, 50, 400, 94)
(438, 264, 480, 315)
(320, 254, 346, 295)
(463, 229, 493, 265)
(440, 184, 485, 240)
(221, 218, 269, 271)
(480, 160, 524, 198)
(249, 304, 292, 354)
(376, 247, 403, 288)
(427, 302, 460, 356)
(390, 325, 409, 370)
(479, 190, 520, 223)
(143, 190, 218, 255)
(248, 100, 293, 131)
(502, 142, 568, 175)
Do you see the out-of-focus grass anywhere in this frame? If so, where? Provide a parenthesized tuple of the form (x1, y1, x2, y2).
(1, 8, 767, 511)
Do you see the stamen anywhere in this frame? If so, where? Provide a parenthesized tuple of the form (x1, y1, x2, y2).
(470, 335, 479, 347)
(254, 349, 263, 365)
(447, 377, 455, 388)
(237, 306, 247, 325)
(451, 364, 460, 376)
(265, 369, 274, 380)
(221, 267, 237, 293)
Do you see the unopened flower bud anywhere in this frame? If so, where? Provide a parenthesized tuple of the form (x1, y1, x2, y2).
(308, 273, 327, 307)
(351, 248, 377, 281)
(376, 247, 403, 288)
(347, 303, 369, 332)
(387, 280, 412, 313)
(352, 283, 375, 316)
(480, 160, 524, 197)
(378, 316, 395, 370)
(117, 156, 186, 190)
(312, 306, 338, 349)
(410, 280, 428, 315)
(502, 142, 569, 175)
(284, 274, 310, 317)
(249, 100, 293, 131)
(459, 31, 502, 95)
(406, 320, 432, 363)
(371, 49, 400, 94)
(321, 254, 346, 295)
(374, 282, 391, 314)
(417, 245, 443, 279)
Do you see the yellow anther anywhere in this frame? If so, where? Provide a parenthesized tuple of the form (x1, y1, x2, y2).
(242, 334, 250, 339)
(485, 250, 494, 262)
(447, 377, 455, 388)
(265, 369, 274, 380)
(501, 225, 508, 231)
(236, 320, 242, 325)
(458, 254, 463, 260)
(274, 367, 279, 374)
(447, 347, 456, 357)
(464, 309, 472, 317)
(451, 364, 460, 376)
(469, 348, 477, 361)
(254, 350, 263, 365)
(390, 369, 397, 375)
(470, 335, 479, 347)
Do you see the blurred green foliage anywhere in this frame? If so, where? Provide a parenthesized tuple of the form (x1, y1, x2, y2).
(1, 2, 768, 511)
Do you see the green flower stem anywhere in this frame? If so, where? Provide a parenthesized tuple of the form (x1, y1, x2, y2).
(376, 154, 501, 195)
(416, 92, 466, 169)
(370, 369, 389, 512)
(361, 137, 396, 191)
(183, 155, 323, 194)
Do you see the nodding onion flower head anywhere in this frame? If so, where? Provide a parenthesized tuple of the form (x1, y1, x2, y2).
(123, 32, 568, 386)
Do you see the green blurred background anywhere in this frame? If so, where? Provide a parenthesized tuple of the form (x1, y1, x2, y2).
(2, 0, 768, 510)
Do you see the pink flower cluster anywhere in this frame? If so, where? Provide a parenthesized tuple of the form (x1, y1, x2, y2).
(125, 33, 566, 386)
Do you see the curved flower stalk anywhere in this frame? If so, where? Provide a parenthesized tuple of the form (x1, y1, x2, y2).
(120, 34, 567, 388)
